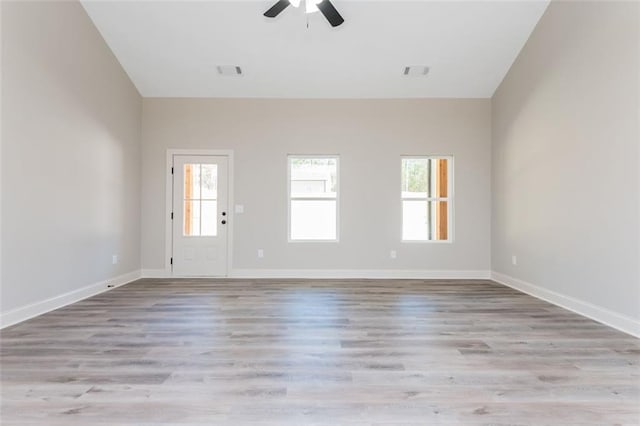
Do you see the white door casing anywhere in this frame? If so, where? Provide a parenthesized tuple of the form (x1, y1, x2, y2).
(172, 154, 229, 276)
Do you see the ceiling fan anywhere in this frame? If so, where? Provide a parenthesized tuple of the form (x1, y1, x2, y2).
(264, 0, 345, 27)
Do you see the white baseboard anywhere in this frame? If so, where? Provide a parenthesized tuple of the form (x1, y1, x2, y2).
(0, 270, 142, 329)
(141, 268, 170, 278)
(141, 268, 490, 280)
(230, 269, 490, 279)
(491, 271, 640, 338)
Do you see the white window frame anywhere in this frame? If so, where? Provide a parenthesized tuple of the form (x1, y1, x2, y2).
(287, 155, 340, 243)
(401, 155, 454, 243)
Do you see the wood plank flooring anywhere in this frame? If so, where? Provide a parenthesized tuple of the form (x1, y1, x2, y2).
(1, 278, 639, 425)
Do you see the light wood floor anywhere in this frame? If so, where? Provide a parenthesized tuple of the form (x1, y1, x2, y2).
(1, 279, 639, 425)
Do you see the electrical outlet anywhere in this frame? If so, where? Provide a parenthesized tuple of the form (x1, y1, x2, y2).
(257, 249, 264, 258)
(511, 255, 517, 266)
(390, 250, 397, 259)
(112, 255, 118, 265)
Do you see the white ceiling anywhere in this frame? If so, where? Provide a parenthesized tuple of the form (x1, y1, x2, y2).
(81, 0, 549, 98)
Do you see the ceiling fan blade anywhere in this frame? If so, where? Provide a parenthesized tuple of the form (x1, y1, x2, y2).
(264, 0, 291, 18)
(316, 0, 344, 27)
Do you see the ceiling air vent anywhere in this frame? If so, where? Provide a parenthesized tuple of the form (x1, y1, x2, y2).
(217, 65, 243, 76)
(403, 66, 430, 77)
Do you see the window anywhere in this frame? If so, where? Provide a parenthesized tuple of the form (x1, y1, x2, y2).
(183, 163, 218, 236)
(288, 156, 338, 241)
(401, 156, 452, 241)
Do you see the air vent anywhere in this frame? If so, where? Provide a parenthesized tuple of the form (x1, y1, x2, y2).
(217, 65, 243, 76)
(403, 66, 430, 77)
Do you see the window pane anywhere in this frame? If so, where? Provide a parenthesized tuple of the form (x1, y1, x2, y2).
(201, 200, 218, 236)
(401, 158, 430, 198)
(402, 200, 449, 241)
(434, 200, 448, 240)
(290, 158, 337, 198)
(402, 200, 429, 240)
(291, 200, 336, 240)
(184, 164, 201, 199)
(401, 158, 449, 199)
(434, 158, 449, 199)
(184, 200, 201, 236)
(201, 164, 218, 200)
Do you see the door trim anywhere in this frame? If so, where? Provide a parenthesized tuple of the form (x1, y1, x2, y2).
(165, 149, 234, 277)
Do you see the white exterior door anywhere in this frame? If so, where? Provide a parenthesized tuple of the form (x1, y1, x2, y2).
(172, 155, 229, 276)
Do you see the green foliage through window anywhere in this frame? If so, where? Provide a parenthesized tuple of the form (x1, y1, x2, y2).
(402, 159, 430, 194)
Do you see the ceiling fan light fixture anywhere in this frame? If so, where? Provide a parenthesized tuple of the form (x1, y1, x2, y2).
(288, 0, 317, 14)
(263, 0, 344, 27)
(305, 1, 319, 14)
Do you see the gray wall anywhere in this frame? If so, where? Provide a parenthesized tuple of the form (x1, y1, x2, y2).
(1, 1, 142, 312)
(492, 1, 640, 320)
(141, 98, 491, 274)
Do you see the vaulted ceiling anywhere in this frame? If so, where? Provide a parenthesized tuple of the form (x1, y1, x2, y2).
(82, 1, 549, 98)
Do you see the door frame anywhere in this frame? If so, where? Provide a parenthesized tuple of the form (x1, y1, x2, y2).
(165, 149, 234, 277)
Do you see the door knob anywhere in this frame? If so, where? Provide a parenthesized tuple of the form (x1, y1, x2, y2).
(222, 212, 227, 216)
(221, 220, 226, 225)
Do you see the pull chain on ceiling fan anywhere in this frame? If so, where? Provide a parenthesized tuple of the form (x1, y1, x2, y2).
(264, 0, 345, 27)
